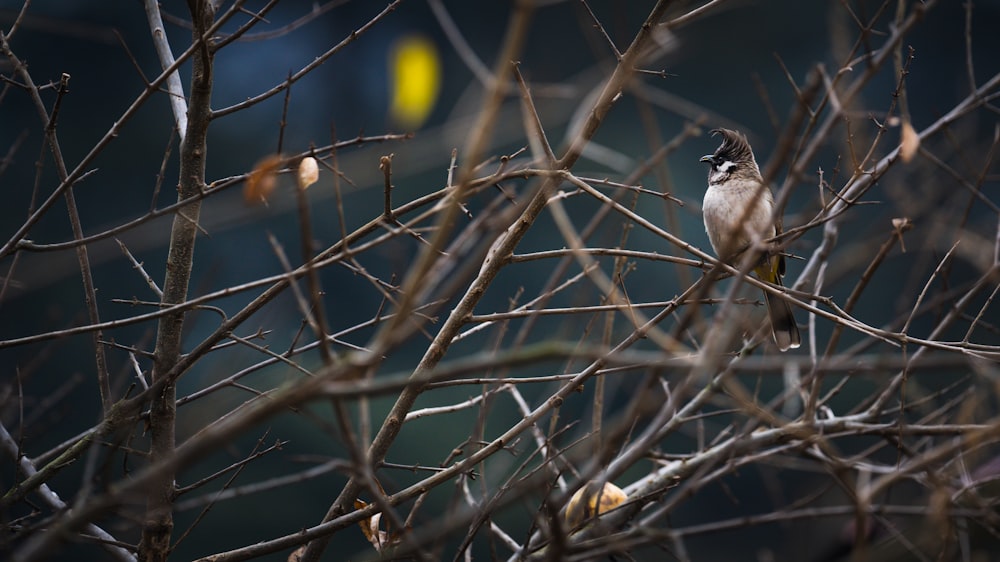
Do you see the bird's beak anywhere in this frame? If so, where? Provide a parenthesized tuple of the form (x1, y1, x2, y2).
(699, 155, 713, 163)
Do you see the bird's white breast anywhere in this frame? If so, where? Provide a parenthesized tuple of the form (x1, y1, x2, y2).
(703, 178, 775, 259)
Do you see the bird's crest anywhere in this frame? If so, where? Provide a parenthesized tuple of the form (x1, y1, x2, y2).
(710, 128, 754, 163)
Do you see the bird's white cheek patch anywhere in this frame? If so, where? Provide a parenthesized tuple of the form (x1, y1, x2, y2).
(717, 160, 737, 173)
(709, 160, 738, 184)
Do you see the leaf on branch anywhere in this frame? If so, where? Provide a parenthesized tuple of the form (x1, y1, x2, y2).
(899, 120, 920, 163)
(244, 154, 283, 205)
(297, 156, 319, 190)
(354, 499, 402, 552)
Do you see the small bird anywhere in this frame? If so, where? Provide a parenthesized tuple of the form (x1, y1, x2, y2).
(700, 128, 800, 351)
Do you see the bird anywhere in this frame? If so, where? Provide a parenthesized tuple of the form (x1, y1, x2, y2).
(700, 128, 800, 351)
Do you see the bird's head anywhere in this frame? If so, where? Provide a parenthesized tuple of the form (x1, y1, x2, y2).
(700, 128, 760, 185)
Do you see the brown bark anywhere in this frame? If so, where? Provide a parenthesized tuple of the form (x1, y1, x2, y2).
(138, 1, 215, 560)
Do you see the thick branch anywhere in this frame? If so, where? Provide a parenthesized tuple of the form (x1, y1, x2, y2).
(138, 1, 215, 560)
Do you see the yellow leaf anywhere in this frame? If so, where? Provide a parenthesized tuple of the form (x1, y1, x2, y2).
(389, 35, 441, 130)
(564, 481, 627, 529)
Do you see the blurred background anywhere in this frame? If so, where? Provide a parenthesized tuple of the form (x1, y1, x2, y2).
(2, 1, 1000, 560)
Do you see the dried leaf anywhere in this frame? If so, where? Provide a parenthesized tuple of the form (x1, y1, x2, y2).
(899, 120, 920, 163)
(354, 499, 401, 553)
(297, 157, 319, 190)
(244, 154, 283, 205)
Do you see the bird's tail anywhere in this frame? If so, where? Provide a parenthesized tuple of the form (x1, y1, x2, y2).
(755, 258, 801, 351)
(762, 288, 800, 351)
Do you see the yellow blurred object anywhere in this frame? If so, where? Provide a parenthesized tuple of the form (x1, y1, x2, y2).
(389, 34, 441, 130)
(564, 481, 628, 529)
